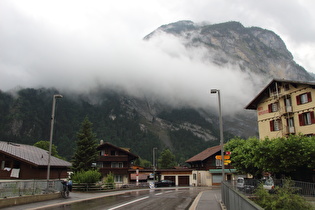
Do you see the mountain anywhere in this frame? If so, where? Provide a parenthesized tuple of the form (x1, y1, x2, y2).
(145, 20, 313, 81)
(0, 21, 313, 165)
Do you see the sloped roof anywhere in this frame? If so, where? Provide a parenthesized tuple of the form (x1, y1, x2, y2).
(245, 79, 315, 110)
(97, 142, 139, 159)
(185, 145, 221, 163)
(0, 141, 71, 167)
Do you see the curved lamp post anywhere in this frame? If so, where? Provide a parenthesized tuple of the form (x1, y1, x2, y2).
(211, 89, 225, 182)
(46, 94, 63, 191)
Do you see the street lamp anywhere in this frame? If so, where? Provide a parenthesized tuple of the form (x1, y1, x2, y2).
(211, 89, 225, 182)
(46, 94, 63, 191)
(153, 147, 157, 181)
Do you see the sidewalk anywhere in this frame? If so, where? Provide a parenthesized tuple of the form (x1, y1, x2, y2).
(189, 188, 223, 210)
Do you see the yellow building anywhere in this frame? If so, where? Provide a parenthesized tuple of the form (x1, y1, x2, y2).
(245, 79, 315, 139)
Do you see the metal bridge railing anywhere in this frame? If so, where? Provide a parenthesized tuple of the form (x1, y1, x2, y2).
(0, 180, 63, 198)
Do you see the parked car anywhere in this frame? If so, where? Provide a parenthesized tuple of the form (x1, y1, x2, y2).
(154, 180, 175, 187)
(237, 177, 275, 194)
(261, 177, 275, 192)
(236, 177, 245, 190)
(236, 177, 258, 194)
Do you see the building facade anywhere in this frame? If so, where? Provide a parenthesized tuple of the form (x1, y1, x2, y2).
(186, 145, 236, 186)
(246, 79, 315, 139)
(96, 141, 138, 186)
(0, 141, 71, 179)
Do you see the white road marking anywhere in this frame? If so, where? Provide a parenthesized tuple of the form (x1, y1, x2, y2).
(108, 196, 149, 210)
(155, 190, 173, 196)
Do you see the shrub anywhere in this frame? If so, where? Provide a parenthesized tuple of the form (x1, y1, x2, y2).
(102, 172, 115, 189)
(254, 179, 313, 210)
(71, 169, 101, 184)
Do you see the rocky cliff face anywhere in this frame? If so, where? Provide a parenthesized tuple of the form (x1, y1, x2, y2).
(145, 21, 312, 81)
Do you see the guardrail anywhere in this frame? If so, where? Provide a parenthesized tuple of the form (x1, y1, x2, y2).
(230, 179, 315, 197)
(0, 180, 63, 198)
(221, 181, 263, 210)
(275, 180, 315, 197)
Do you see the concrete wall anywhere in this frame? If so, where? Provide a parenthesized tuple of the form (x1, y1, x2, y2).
(0, 193, 61, 208)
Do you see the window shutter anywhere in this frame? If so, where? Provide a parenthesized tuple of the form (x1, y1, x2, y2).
(298, 114, 304, 126)
(270, 120, 274, 131)
(307, 92, 312, 102)
(296, 95, 301, 105)
(268, 104, 272, 113)
(310, 111, 315, 124)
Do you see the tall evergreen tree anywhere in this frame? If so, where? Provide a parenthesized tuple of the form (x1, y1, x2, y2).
(72, 117, 99, 172)
(158, 149, 176, 169)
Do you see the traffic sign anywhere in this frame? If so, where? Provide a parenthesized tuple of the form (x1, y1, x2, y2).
(224, 160, 231, 165)
(215, 155, 230, 160)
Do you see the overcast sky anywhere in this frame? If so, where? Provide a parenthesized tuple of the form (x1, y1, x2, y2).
(1, 0, 315, 113)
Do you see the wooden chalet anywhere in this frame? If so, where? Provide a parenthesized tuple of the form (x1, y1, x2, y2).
(0, 141, 71, 179)
(186, 145, 236, 186)
(96, 141, 139, 185)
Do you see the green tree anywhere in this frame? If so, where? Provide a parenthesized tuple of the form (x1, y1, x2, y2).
(225, 135, 315, 178)
(34, 140, 62, 159)
(225, 137, 263, 178)
(72, 117, 99, 172)
(158, 149, 176, 169)
(134, 157, 152, 168)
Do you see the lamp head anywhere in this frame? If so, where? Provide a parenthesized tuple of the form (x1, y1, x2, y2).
(54, 94, 63, 99)
(210, 89, 218, 94)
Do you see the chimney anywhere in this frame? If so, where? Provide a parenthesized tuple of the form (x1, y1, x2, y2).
(100, 140, 104, 145)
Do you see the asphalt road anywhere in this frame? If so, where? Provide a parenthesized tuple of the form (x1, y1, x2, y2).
(3, 187, 221, 210)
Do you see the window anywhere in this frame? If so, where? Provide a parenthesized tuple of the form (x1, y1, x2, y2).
(296, 92, 312, 105)
(299, 112, 315, 126)
(270, 119, 282, 131)
(269, 85, 281, 97)
(215, 159, 222, 167)
(114, 175, 123, 183)
(284, 84, 290, 91)
(111, 162, 123, 168)
(268, 102, 278, 113)
(111, 150, 117, 156)
(193, 174, 197, 180)
(287, 117, 294, 127)
(96, 162, 103, 168)
(284, 97, 292, 112)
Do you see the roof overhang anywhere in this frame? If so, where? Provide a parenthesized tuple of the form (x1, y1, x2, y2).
(245, 79, 315, 110)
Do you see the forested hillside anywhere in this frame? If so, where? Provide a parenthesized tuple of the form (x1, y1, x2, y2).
(0, 88, 220, 163)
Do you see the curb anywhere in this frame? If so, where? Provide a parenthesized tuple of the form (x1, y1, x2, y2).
(189, 191, 203, 210)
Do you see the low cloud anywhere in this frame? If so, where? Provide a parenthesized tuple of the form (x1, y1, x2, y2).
(0, 1, 266, 116)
